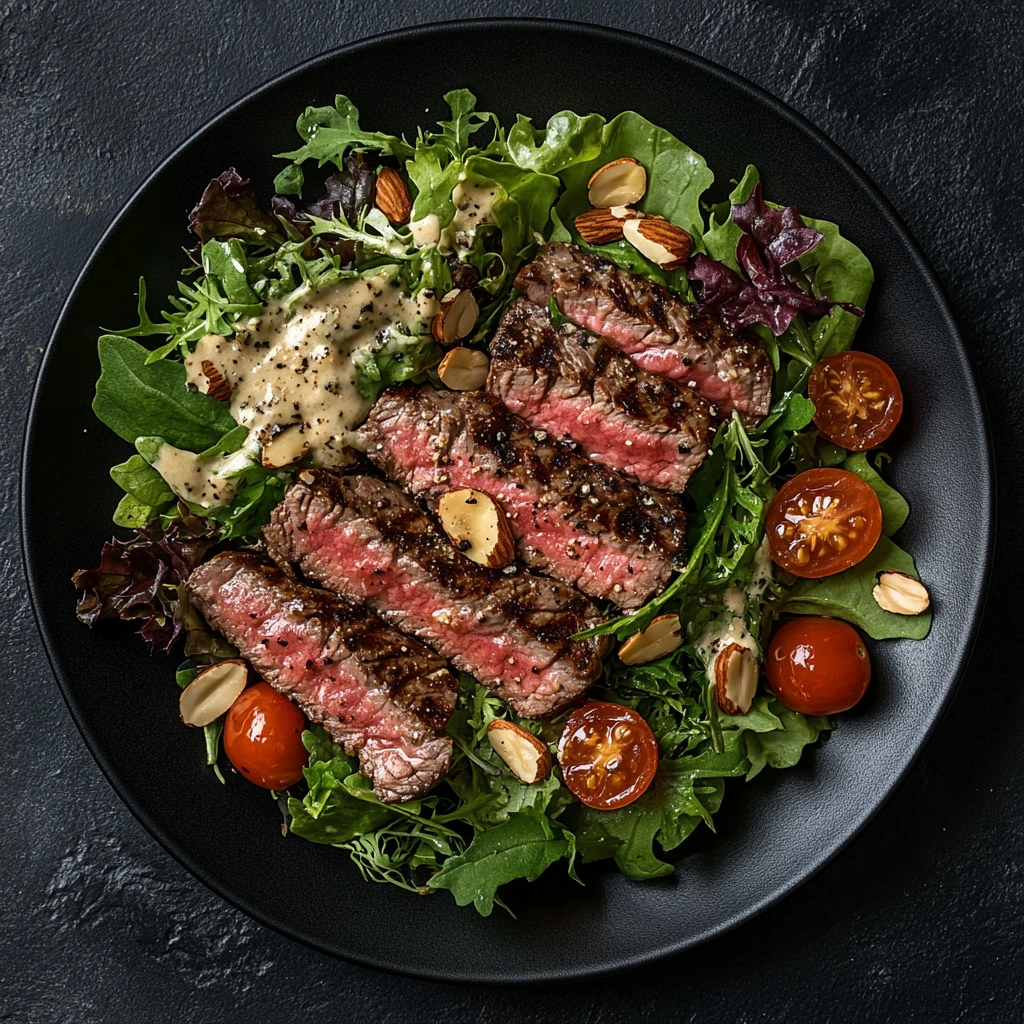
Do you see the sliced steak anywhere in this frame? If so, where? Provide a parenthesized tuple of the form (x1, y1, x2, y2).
(515, 242, 772, 425)
(187, 550, 457, 803)
(488, 299, 715, 491)
(264, 471, 607, 718)
(362, 384, 686, 609)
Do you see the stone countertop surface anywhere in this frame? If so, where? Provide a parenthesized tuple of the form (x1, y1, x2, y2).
(2, 2, 1021, 1020)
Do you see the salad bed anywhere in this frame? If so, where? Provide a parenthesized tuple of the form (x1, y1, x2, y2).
(73, 91, 929, 915)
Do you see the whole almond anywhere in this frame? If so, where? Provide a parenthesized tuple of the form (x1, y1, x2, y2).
(374, 167, 413, 225)
(574, 206, 636, 245)
(587, 157, 647, 207)
(623, 216, 693, 270)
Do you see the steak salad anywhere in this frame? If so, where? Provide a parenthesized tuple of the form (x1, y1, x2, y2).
(74, 92, 930, 916)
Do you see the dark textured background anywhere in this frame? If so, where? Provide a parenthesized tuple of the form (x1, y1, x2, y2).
(3, 1, 1021, 1020)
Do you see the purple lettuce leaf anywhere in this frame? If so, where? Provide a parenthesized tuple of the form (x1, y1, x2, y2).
(688, 182, 864, 336)
(188, 168, 282, 245)
(72, 506, 218, 654)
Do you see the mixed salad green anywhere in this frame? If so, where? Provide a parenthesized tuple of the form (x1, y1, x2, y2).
(74, 91, 929, 916)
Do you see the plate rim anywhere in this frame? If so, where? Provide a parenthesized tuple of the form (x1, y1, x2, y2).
(19, 17, 995, 983)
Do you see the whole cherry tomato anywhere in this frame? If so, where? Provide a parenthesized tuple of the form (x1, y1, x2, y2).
(558, 702, 658, 810)
(766, 468, 882, 578)
(766, 617, 871, 715)
(223, 682, 307, 790)
(808, 350, 903, 451)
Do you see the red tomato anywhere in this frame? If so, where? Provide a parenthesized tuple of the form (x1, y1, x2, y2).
(558, 702, 658, 810)
(766, 617, 871, 715)
(808, 350, 903, 451)
(766, 468, 882, 578)
(223, 682, 307, 790)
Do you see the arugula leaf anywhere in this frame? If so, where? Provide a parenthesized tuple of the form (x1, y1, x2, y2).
(431, 89, 496, 160)
(93, 335, 238, 452)
(739, 700, 830, 780)
(426, 812, 571, 915)
(353, 330, 443, 402)
(276, 95, 414, 168)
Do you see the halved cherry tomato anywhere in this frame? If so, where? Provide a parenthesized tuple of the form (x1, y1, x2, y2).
(766, 468, 882, 578)
(223, 682, 307, 790)
(808, 350, 903, 451)
(558, 702, 658, 810)
(766, 617, 871, 715)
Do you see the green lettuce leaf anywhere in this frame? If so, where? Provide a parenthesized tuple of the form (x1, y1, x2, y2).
(93, 335, 238, 452)
(426, 812, 571, 915)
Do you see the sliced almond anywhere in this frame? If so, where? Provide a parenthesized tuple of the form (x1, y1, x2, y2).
(713, 642, 758, 716)
(437, 487, 515, 568)
(587, 157, 647, 207)
(873, 571, 931, 615)
(618, 614, 684, 665)
(623, 216, 694, 270)
(197, 358, 231, 402)
(179, 660, 248, 728)
(260, 424, 309, 469)
(486, 720, 551, 784)
(430, 288, 479, 346)
(373, 167, 412, 225)
(438, 347, 489, 391)
(574, 206, 636, 245)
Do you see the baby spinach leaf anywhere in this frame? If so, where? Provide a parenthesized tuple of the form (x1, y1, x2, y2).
(110, 454, 176, 509)
(844, 452, 909, 536)
(93, 335, 238, 452)
(784, 535, 930, 639)
(112, 493, 156, 529)
(427, 812, 571, 915)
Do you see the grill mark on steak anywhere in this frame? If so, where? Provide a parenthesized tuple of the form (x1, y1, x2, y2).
(488, 299, 714, 491)
(187, 550, 456, 803)
(361, 384, 686, 609)
(263, 471, 608, 718)
(515, 242, 773, 424)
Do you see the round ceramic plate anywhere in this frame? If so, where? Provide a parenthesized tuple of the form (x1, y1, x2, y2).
(22, 20, 992, 982)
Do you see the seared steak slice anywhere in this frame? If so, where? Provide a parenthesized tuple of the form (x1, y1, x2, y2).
(187, 550, 456, 803)
(362, 384, 686, 609)
(488, 299, 715, 491)
(515, 242, 772, 424)
(264, 472, 607, 718)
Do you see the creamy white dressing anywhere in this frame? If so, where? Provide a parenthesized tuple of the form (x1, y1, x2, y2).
(185, 273, 438, 470)
(150, 442, 249, 508)
(440, 180, 498, 252)
(409, 214, 441, 246)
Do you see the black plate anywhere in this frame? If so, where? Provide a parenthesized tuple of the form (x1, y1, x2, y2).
(21, 20, 992, 982)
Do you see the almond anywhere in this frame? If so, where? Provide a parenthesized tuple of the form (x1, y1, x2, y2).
(486, 720, 551, 784)
(587, 157, 647, 207)
(574, 206, 636, 245)
(618, 614, 684, 665)
(713, 642, 758, 716)
(260, 424, 309, 469)
(623, 216, 693, 270)
(873, 571, 931, 615)
(431, 288, 479, 345)
(179, 660, 248, 728)
(437, 487, 515, 569)
(438, 347, 489, 391)
(198, 358, 231, 402)
(373, 167, 412, 225)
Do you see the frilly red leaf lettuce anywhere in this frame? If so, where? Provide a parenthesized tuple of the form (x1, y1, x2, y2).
(688, 182, 864, 336)
(72, 506, 217, 654)
(188, 168, 282, 246)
